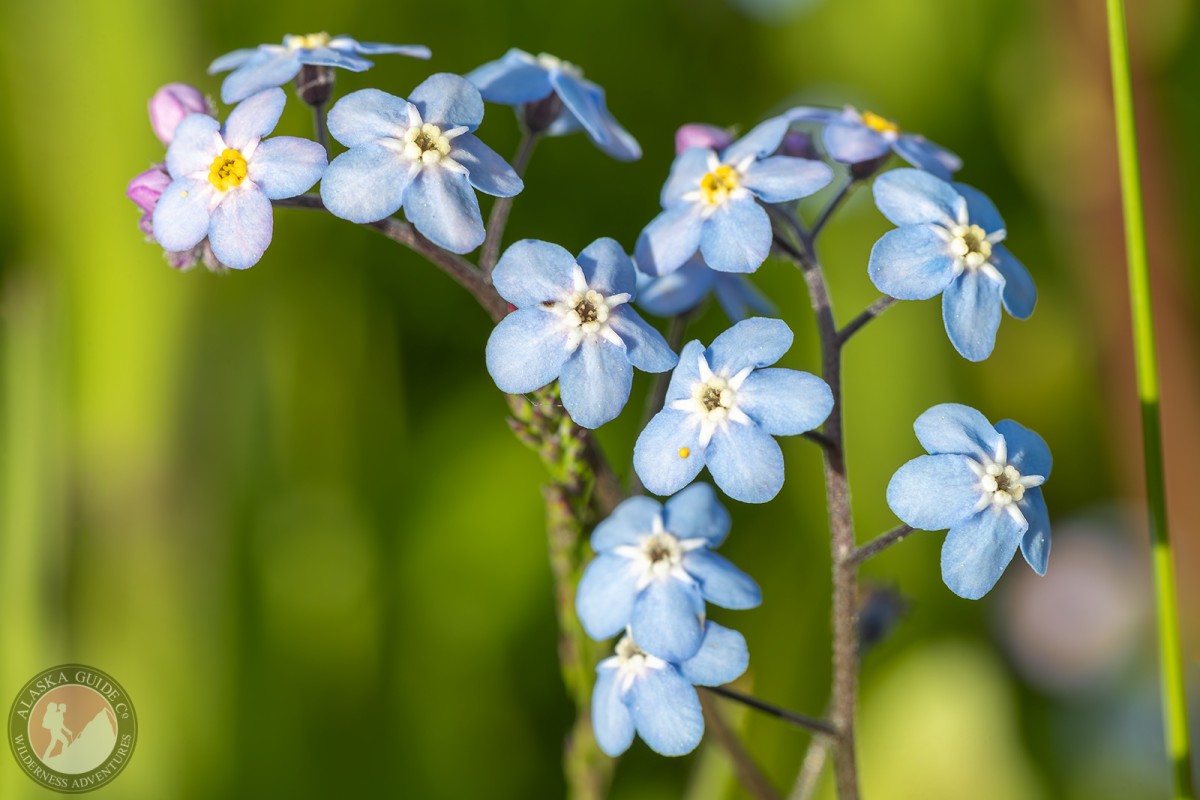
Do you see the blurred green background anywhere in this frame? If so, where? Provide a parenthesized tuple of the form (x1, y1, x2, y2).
(1, 0, 1197, 797)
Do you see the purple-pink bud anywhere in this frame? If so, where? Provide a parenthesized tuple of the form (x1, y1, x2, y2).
(778, 131, 820, 160)
(127, 166, 171, 234)
(675, 123, 734, 155)
(149, 83, 211, 145)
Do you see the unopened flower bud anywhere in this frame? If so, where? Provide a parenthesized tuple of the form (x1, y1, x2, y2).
(126, 166, 171, 233)
(778, 130, 820, 160)
(149, 83, 212, 146)
(850, 153, 890, 181)
(522, 92, 564, 134)
(295, 64, 336, 107)
(675, 123, 733, 155)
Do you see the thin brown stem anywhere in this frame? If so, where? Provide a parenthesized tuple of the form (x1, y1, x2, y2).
(702, 686, 837, 737)
(789, 733, 831, 800)
(807, 178, 855, 243)
(838, 296, 898, 346)
(699, 693, 783, 800)
(480, 132, 540, 276)
(850, 524, 915, 565)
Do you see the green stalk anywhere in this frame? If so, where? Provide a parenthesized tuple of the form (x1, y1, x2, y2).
(1104, 2, 1195, 796)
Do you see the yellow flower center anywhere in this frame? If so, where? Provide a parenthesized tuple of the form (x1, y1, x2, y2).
(208, 148, 248, 192)
(861, 110, 900, 136)
(699, 165, 740, 206)
(285, 32, 331, 50)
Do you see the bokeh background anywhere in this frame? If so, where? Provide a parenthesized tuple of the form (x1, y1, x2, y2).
(1, 0, 1197, 797)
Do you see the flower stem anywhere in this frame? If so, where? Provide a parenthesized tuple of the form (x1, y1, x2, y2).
(702, 685, 837, 737)
(808, 178, 856, 243)
(699, 693, 784, 800)
(313, 103, 330, 154)
(480, 132, 539, 276)
(1105, 1, 1195, 796)
(849, 524, 914, 565)
(838, 296, 897, 346)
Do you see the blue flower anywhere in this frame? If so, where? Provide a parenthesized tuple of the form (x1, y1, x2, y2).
(592, 622, 748, 757)
(636, 252, 775, 324)
(320, 74, 523, 254)
(486, 239, 677, 428)
(209, 32, 431, 104)
(867, 169, 1036, 361)
(887, 403, 1052, 600)
(787, 105, 961, 179)
(152, 89, 327, 270)
(633, 318, 833, 503)
(466, 49, 641, 161)
(576, 483, 760, 662)
(635, 118, 833, 276)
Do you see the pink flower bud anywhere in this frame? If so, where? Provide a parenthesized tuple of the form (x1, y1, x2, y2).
(126, 166, 171, 233)
(149, 83, 212, 145)
(675, 124, 734, 155)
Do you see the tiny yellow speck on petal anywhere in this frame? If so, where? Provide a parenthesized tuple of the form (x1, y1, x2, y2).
(678, 447, 690, 458)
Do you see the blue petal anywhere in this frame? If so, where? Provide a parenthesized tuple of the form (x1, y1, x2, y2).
(661, 483, 730, 547)
(635, 204, 705, 277)
(712, 274, 775, 323)
(867, 225, 958, 300)
(403, 167, 485, 254)
(913, 403, 1004, 460)
(248, 136, 326, 199)
(576, 553, 641, 639)
(994, 419, 1052, 479)
(166, 114, 221, 179)
(559, 338, 633, 429)
(629, 666, 704, 756)
(333, 38, 431, 59)
(663, 340, 705, 404)
(298, 48, 372, 71)
(319, 143, 412, 223)
(592, 495, 663, 550)
(893, 135, 961, 180)
(722, 116, 788, 164)
(550, 70, 611, 145)
(452, 133, 523, 197)
(607, 308, 678, 373)
(822, 119, 890, 163)
(327, 89, 410, 149)
(941, 508, 1027, 599)
(699, 198, 771, 274)
(706, 423, 785, 504)
(492, 239, 577, 307)
(466, 50, 553, 105)
(660, 148, 713, 208)
(1017, 487, 1051, 575)
(783, 106, 840, 124)
(736, 368, 833, 436)
(872, 168, 962, 227)
(683, 550, 760, 609)
(223, 88, 287, 151)
(485, 308, 571, 393)
(886, 454, 984, 530)
(152, 177, 213, 252)
(578, 237, 636, 296)
(209, 47, 260, 74)
(208, 186, 273, 270)
(575, 83, 642, 161)
(705, 317, 793, 375)
(409, 73, 484, 130)
(592, 664, 635, 757)
(633, 409, 706, 497)
(678, 622, 749, 686)
(636, 256, 716, 318)
(220, 51, 301, 104)
(942, 269, 1005, 362)
(630, 578, 705, 662)
(991, 245, 1036, 319)
(740, 156, 833, 203)
(953, 182, 1005, 234)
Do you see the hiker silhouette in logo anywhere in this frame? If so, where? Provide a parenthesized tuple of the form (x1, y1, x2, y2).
(41, 702, 74, 760)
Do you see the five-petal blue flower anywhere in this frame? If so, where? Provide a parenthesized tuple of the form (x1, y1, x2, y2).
(636, 118, 833, 276)
(592, 622, 748, 757)
(788, 105, 961, 179)
(152, 88, 327, 270)
(466, 49, 641, 161)
(320, 74, 523, 254)
(634, 318, 833, 503)
(636, 252, 775, 324)
(486, 238, 678, 428)
(576, 483, 760, 662)
(867, 168, 1037, 361)
(209, 33, 431, 104)
(887, 403, 1052, 599)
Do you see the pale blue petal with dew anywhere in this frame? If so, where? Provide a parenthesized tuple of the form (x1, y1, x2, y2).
(941, 507, 1027, 599)
(591, 664, 635, 757)
(558, 338, 634, 429)
(492, 240, 577, 307)
(408, 73, 484, 130)
(223, 88, 287, 151)
(683, 550, 761, 609)
(207, 186, 274, 269)
(635, 204, 705, 277)
(736, 368, 833, 436)
(607, 308, 677, 373)
(660, 148, 712, 208)
(740, 156, 833, 204)
(578, 237, 637, 296)
(705, 317, 792, 375)
(166, 115, 221, 179)
(327, 89, 411, 149)
(630, 578, 705, 662)
(248, 137, 326, 199)
(699, 197, 771, 274)
(994, 419, 1052, 479)
(886, 454, 983, 531)
(662, 483, 730, 547)
(403, 167, 485, 254)
(1017, 487, 1051, 575)
(219, 51, 302, 104)
(991, 245, 1036, 320)
(628, 666, 704, 756)
(452, 133, 523, 197)
(484, 308, 572, 393)
(152, 177, 213, 252)
(591, 496, 662, 550)
(872, 168, 961, 227)
(330, 37, 431, 59)
(550, 69, 611, 144)
(867, 224, 958, 300)
(634, 409, 706, 497)
(678, 622, 749, 687)
(942, 268, 1005, 362)
(466, 49, 553, 104)
(576, 553, 641, 639)
(319, 143, 412, 223)
(296, 47, 372, 71)
(705, 423, 785, 504)
(913, 403, 1004, 460)
(664, 340, 705, 404)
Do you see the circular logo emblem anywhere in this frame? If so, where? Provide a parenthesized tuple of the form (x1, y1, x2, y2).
(7, 665, 137, 793)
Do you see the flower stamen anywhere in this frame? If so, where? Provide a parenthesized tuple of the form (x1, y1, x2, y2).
(948, 223, 992, 269)
(699, 165, 740, 206)
(208, 148, 248, 191)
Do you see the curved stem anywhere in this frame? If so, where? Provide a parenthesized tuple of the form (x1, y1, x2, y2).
(838, 296, 897, 346)
(480, 132, 540, 276)
(1105, 1, 1195, 796)
(702, 685, 837, 738)
(699, 693, 783, 800)
(807, 178, 855, 245)
(850, 524, 914, 565)
(312, 104, 329, 153)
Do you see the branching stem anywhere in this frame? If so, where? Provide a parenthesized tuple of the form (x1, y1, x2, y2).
(480, 131, 540, 276)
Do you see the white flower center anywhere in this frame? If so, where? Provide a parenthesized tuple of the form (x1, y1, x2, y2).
(948, 223, 993, 270)
(669, 353, 753, 447)
(386, 105, 470, 173)
(613, 515, 707, 590)
(611, 632, 667, 691)
(968, 442, 1045, 524)
(545, 266, 631, 351)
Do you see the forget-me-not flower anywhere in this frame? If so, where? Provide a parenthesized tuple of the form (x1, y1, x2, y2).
(576, 483, 760, 662)
(152, 88, 327, 270)
(320, 74, 523, 254)
(592, 622, 748, 757)
(209, 33, 430, 104)
(486, 238, 677, 429)
(887, 403, 1052, 600)
(636, 118, 833, 276)
(466, 49, 640, 161)
(788, 105, 961, 179)
(867, 168, 1036, 361)
(634, 318, 833, 503)
(636, 252, 775, 324)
